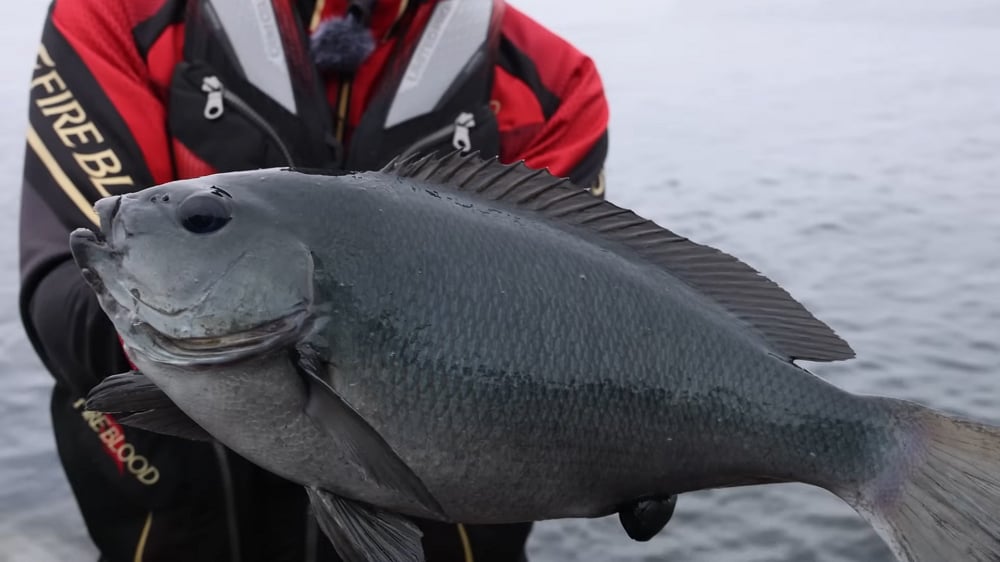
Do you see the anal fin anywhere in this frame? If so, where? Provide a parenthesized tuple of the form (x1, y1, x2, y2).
(307, 487, 424, 562)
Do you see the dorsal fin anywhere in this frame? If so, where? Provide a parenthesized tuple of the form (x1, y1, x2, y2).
(380, 151, 854, 362)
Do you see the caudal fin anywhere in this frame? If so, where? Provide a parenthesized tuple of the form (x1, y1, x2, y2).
(852, 402, 1000, 561)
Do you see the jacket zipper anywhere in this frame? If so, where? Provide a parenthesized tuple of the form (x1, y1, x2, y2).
(201, 75, 297, 167)
(451, 112, 475, 152)
(396, 111, 478, 159)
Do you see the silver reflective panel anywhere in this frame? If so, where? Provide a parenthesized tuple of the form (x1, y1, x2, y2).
(206, 0, 298, 115)
(384, 0, 494, 128)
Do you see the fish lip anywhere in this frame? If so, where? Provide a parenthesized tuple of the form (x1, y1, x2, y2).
(94, 195, 120, 239)
(69, 229, 113, 288)
(70, 196, 120, 259)
(70, 227, 105, 251)
(136, 308, 312, 367)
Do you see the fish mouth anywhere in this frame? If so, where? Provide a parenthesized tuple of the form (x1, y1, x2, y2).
(137, 309, 313, 367)
(70, 227, 108, 255)
(69, 230, 119, 304)
(70, 227, 118, 280)
(71, 196, 120, 248)
(96, 195, 122, 236)
(70, 195, 121, 255)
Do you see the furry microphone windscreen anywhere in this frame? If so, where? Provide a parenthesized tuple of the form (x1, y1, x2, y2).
(310, 13, 375, 74)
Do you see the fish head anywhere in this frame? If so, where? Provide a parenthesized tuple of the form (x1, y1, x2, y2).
(70, 175, 315, 366)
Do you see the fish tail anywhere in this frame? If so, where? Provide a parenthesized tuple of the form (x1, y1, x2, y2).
(851, 400, 1000, 561)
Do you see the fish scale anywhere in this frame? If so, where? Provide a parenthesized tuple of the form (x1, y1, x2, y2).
(304, 182, 880, 520)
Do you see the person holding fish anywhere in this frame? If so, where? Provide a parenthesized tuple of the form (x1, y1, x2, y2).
(18, 0, 680, 561)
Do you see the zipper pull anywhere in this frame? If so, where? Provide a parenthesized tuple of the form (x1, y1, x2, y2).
(452, 112, 475, 152)
(201, 76, 224, 120)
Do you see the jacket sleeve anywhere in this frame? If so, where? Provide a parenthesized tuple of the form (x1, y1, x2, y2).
(20, 0, 171, 396)
(495, 5, 610, 194)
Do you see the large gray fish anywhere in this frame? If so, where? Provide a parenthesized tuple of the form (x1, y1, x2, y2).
(72, 152, 1000, 562)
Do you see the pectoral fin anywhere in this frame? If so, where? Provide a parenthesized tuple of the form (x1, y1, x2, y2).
(306, 487, 424, 562)
(86, 371, 174, 412)
(294, 346, 445, 519)
(619, 495, 678, 542)
(86, 371, 212, 442)
(116, 408, 214, 442)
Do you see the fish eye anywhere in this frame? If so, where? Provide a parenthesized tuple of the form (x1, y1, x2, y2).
(178, 193, 232, 234)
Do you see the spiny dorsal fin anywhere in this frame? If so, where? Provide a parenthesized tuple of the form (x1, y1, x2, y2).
(380, 151, 854, 362)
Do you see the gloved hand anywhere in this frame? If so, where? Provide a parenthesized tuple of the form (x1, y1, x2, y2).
(619, 495, 678, 542)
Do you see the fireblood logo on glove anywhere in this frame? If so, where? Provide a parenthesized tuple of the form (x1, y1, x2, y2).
(72, 398, 160, 485)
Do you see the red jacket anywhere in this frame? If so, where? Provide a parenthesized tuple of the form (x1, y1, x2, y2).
(19, 1, 609, 560)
